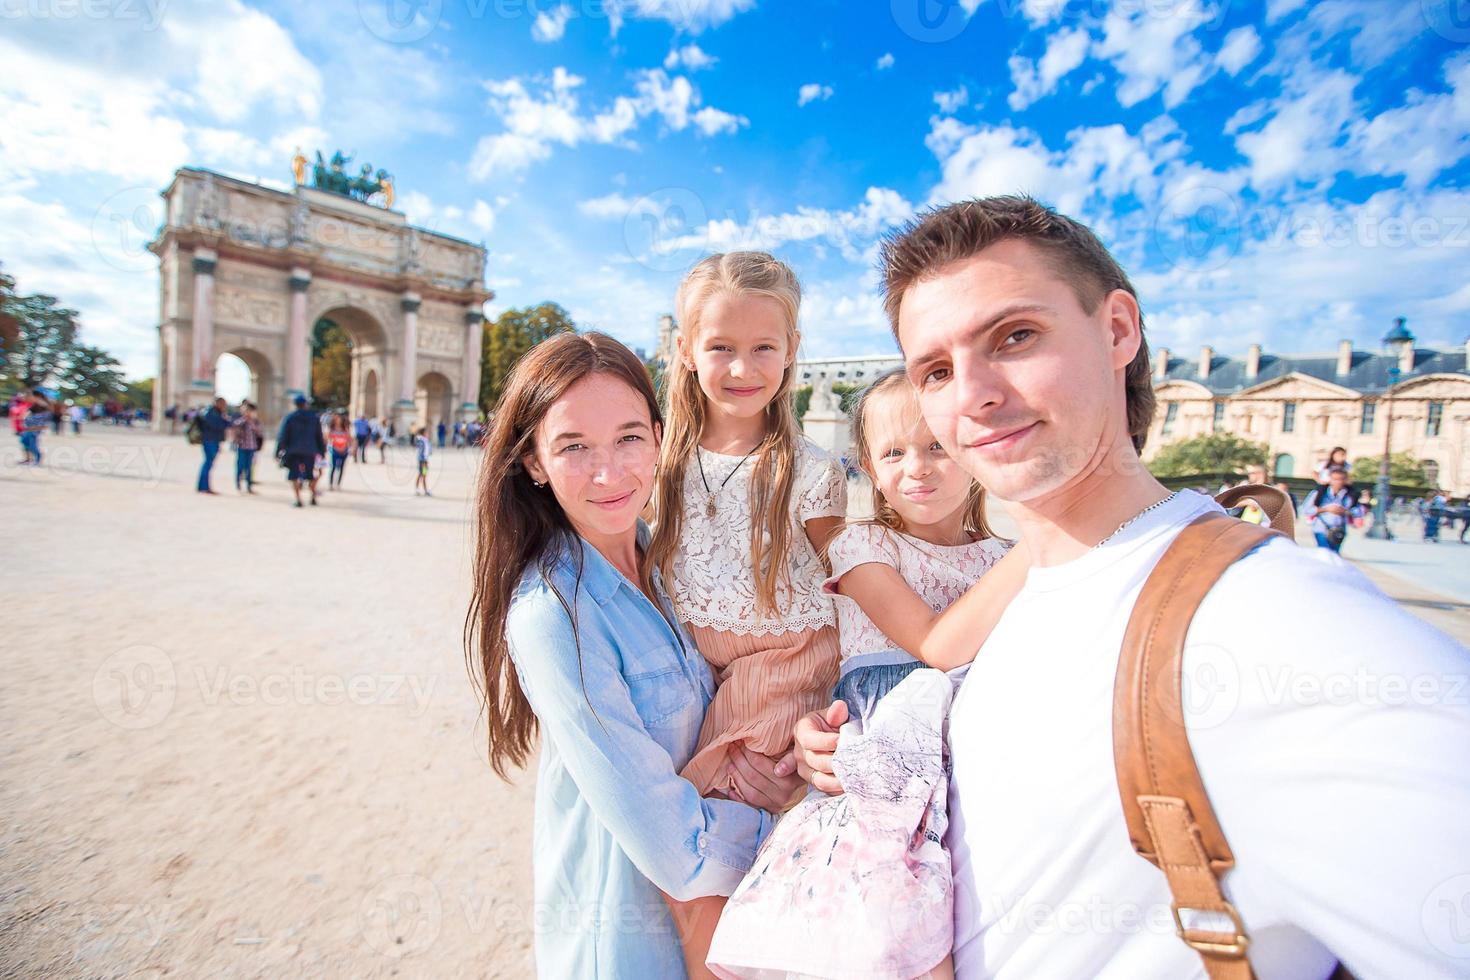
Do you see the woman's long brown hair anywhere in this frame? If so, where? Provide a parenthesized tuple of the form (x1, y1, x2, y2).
(850, 369, 995, 540)
(464, 331, 663, 779)
(646, 252, 804, 617)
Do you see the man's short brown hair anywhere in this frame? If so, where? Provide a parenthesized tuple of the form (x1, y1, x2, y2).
(879, 195, 1156, 452)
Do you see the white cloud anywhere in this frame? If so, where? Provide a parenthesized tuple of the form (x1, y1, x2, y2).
(611, 0, 756, 33)
(578, 192, 638, 218)
(469, 67, 744, 178)
(1348, 52, 1470, 189)
(664, 44, 717, 71)
(876, 53, 895, 71)
(531, 4, 573, 42)
(1233, 68, 1358, 187)
(166, 4, 322, 123)
(470, 200, 498, 234)
(798, 83, 834, 107)
(640, 186, 914, 262)
(1007, 27, 1089, 110)
(1216, 26, 1262, 76)
(1266, 0, 1310, 22)
(1094, 2, 1215, 108)
(692, 106, 746, 136)
(933, 85, 970, 114)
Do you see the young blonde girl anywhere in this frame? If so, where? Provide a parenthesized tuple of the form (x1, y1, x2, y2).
(647, 251, 847, 976)
(706, 370, 1029, 980)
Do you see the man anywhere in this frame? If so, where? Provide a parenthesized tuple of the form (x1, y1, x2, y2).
(353, 414, 372, 464)
(276, 394, 326, 508)
(793, 197, 1469, 977)
(1301, 466, 1361, 552)
(1424, 488, 1449, 542)
(195, 396, 231, 494)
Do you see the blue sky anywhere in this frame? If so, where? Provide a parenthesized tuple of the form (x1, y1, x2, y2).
(3, 0, 1468, 382)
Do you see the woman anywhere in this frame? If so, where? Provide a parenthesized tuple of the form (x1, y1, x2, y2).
(230, 401, 264, 493)
(466, 332, 800, 977)
(326, 413, 352, 489)
(1315, 446, 1351, 485)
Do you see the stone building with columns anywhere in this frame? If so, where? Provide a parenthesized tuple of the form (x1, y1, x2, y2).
(149, 167, 491, 432)
(1144, 321, 1470, 494)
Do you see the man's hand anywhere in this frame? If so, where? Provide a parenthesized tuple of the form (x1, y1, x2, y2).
(784, 701, 848, 796)
(725, 744, 805, 812)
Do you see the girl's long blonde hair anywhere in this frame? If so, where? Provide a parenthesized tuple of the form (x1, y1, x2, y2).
(647, 251, 803, 616)
(850, 369, 995, 540)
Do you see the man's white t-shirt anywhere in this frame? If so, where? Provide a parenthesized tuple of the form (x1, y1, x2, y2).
(948, 490, 1470, 979)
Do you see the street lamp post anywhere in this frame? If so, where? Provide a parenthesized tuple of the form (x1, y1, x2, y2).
(1366, 364, 1402, 540)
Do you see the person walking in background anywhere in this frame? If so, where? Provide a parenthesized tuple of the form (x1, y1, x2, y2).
(413, 425, 432, 496)
(18, 390, 52, 465)
(276, 394, 326, 508)
(327, 414, 352, 490)
(435, 419, 446, 448)
(1302, 466, 1361, 552)
(352, 414, 371, 463)
(11, 390, 33, 464)
(1314, 446, 1351, 485)
(379, 417, 392, 462)
(230, 401, 263, 494)
(68, 403, 85, 435)
(195, 396, 231, 495)
(1425, 488, 1448, 543)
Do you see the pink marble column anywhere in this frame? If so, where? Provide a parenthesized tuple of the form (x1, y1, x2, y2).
(286, 267, 312, 404)
(460, 309, 483, 420)
(189, 249, 217, 392)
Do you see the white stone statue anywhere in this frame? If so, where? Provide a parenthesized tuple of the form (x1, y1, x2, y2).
(809, 372, 839, 414)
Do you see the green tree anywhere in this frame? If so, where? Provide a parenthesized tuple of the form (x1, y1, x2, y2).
(1351, 452, 1430, 488)
(0, 264, 18, 380)
(793, 385, 812, 420)
(310, 317, 353, 408)
(121, 377, 154, 411)
(3, 292, 79, 390)
(59, 343, 126, 403)
(480, 302, 576, 410)
(1148, 432, 1268, 478)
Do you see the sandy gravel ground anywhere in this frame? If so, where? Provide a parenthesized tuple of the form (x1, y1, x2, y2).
(1, 425, 535, 978)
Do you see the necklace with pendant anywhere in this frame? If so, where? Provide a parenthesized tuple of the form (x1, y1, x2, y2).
(696, 444, 759, 518)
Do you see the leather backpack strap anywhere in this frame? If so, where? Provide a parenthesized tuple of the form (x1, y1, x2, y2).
(1113, 512, 1283, 980)
(1214, 484, 1296, 540)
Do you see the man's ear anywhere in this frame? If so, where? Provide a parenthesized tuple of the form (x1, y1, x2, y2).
(1103, 289, 1142, 372)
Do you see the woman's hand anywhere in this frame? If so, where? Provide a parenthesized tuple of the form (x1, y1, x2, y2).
(724, 744, 805, 812)
(788, 701, 847, 795)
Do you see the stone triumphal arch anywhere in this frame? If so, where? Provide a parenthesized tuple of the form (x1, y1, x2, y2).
(150, 165, 492, 431)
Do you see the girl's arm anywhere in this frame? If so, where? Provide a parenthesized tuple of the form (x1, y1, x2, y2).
(803, 516, 844, 563)
(834, 543, 1029, 671)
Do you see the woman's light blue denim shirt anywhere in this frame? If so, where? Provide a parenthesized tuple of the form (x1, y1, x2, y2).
(505, 523, 773, 978)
